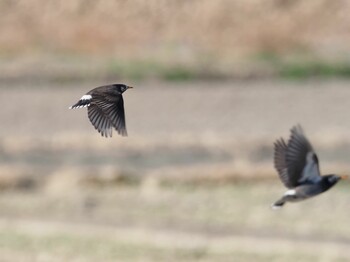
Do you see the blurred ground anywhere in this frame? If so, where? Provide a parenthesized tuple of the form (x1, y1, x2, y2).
(2, 80, 350, 185)
(1, 80, 350, 261)
(0, 183, 350, 262)
(2, 1, 350, 261)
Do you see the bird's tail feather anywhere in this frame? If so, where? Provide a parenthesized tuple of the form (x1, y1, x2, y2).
(69, 99, 91, 109)
(271, 198, 285, 210)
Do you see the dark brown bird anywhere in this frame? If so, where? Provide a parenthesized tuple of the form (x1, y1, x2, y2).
(69, 84, 132, 137)
(272, 125, 347, 209)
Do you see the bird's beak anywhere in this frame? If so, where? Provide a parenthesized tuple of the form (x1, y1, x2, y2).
(127, 86, 133, 89)
(340, 175, 349, 180)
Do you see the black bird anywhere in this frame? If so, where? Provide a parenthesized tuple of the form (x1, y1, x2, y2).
(272, 125, 347, 209)
(69, 84, 132, 137)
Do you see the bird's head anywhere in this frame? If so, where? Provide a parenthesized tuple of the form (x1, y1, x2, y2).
(325, 174, 348, 185)
(114, 84, 133, 93)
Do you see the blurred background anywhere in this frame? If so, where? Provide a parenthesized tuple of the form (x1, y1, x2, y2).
(1, 1, 350, 261)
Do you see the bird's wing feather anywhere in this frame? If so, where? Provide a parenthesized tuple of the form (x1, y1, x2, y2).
(87, 104, 113, 137)
(299, 152, 322, 184)
(285, 125, 321, 186)
(90, 93, 127, 137)
(274, 138, 294, 188)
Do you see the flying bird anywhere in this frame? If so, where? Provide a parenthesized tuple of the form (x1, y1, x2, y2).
(272, 125, 347, 209)
(69, 84, 132, 137)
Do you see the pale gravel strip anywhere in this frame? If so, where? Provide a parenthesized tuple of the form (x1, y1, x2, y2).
(0, 218, 349, 259)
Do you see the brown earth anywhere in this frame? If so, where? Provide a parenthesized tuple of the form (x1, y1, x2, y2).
(1, 80, 350, 261)
(1, 80, 350, 186)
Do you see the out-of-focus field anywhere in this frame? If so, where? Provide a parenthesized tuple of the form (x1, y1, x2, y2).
(0, 80, 350, 180)
(2, 0, 350, 80)
(1, 184, 350, 262)
(1, 80, 350, 261)
(2, 80, 350, 183)
(2, 1, 350, 261)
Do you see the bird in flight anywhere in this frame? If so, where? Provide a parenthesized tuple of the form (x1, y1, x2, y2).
(69, 84, 133, 137)
(272, 125, 347, 209)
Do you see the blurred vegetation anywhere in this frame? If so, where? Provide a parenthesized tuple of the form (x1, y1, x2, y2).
(1, 0, 350, 81)
(2, 2, 350, 260)
(0, 183, 350, 261)
(279, 61, 350, 79)
(107, 59, 196, 81)
(254, 52, 350, 79)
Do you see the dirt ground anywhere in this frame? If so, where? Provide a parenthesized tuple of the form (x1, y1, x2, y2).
(2, 80, 350, 180)
(1, 80, 350, 261)
(0, 183, 350, 262)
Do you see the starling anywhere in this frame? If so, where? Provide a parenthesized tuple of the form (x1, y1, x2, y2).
(272, 125, 347, 209)
(69, 84, 132, 137)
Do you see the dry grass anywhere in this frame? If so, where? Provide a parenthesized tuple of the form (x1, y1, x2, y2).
(1, 0, 349, 56)
(1, 0, 350, 79)
(0, 183, 350, 261)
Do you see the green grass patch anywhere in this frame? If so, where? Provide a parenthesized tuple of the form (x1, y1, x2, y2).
(253, 51, 350, 79)
(107, 59, 196, 81)
(279, 61, 350, 79)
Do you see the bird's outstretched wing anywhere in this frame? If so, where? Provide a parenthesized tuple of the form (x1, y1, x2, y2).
(87, 104, 113, 137)
(274, 138, 292, 188)
(274, 125, 321, 188)
(87, 91, 127, 137)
